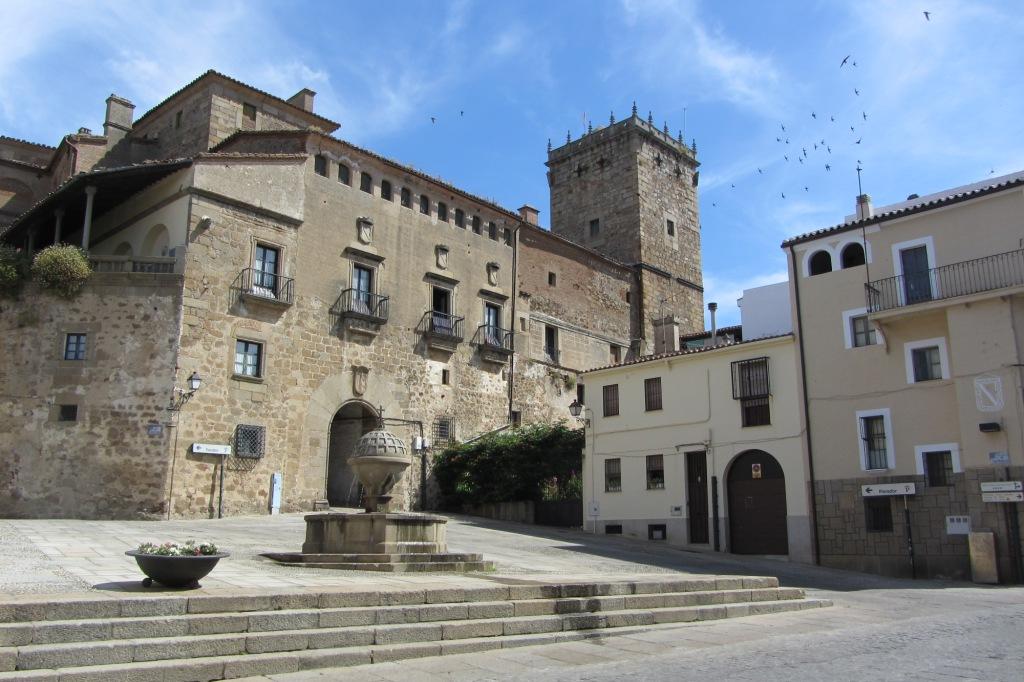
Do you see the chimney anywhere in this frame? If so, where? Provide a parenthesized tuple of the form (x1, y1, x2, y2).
(652, 315, 680, 355)
(518, 204, 540, 225)
(103, 94, 135, 143)
(708, 302, 718, 346)
(856, 194, 873, 220)
(287, 88, 316, 113)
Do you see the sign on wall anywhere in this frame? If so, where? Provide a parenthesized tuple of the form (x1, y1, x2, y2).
(982, 492, 1024, 503)
(974, 375, 1004, 412)
(989, 451, 1010, 465)
(588, 501, 600, 517)
(751, 463, 763, 479)
(192, 443, 231, 456)
(861, 483, 916, 497)
(945, 515, 971, 535)
(980, 481, 1022, 493)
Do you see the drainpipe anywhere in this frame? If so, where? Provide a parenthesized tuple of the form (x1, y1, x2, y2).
(789, 243, 821, 565)
(81, 186, 97, 251)
(508, 224, 520, 423)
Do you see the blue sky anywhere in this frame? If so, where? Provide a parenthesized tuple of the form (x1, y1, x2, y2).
(2, 0, 1022, 326)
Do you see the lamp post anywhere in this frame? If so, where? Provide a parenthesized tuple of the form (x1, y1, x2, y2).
(165, 371, 203, 520)
(168, 371, 203, 411)
(568, 398, 597, 533)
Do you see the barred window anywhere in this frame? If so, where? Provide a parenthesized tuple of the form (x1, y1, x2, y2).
(314, 155, 328, 177)
(861, 415, 888, 470)
(488, 221, 498, 240)
(741, 397, 771, 427)
(644, 377, 663, 411)
(380, 180, 392, 201)
(437, 202, 448, 222)
(731, 357, 770, 399)
(864, 497, 892, 533)
(472, 215, 482, 234)
(235, 424, 265, 459)
(605, 458, 621, 492)
(925, 450, 953, 487)
(420, 194, 430, 215)
(433, 416, 455, 445)
(64, 333, 87, 361)
(401, 187, 412, 208)
(338, 163, 351, 185)
(454, 208, 465, 228)
(646, 454, 664, 489)
(602, 384, 619, 417)
(360, 172, 372, 193)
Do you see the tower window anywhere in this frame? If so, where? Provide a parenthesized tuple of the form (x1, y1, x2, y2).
(589, 219, 600, 238)
(438, 202, 448, 222)
(548, 272, 556, 286)
(380, 180, 392, 201)
(441, 369, 450, 385)
(454, 209, 465, 227)
(338, 163, 351, 185)
(420, 194, 430, 215)
(360, 172, 372, 193)
(242, 103, 257, 122)
(314, 155, 328, 177)
(58, 404, 78, 422)
(488, 222, 498, 240)
(174, 111, 183, 129)
(667, 219, 675, 236)
(401, 187, 412, 208)
(472, 216, 482, 234)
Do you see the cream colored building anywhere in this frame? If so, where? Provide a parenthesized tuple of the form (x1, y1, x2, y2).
(785, 172, 1024, 581)
(580, 297, 814, 562)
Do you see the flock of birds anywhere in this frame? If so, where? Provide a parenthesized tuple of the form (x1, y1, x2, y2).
(705, 11, 938, 209)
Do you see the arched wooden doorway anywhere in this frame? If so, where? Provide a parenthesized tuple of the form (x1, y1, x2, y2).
(326, 401, 378, 507)
(727, 450, 788, 555)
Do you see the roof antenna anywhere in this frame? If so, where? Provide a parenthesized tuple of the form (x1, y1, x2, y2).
(856, 163, 864, 196)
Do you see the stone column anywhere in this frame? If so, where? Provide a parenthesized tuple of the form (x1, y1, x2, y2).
(53, 208, 64, 244)
(81, 186, 97, 251)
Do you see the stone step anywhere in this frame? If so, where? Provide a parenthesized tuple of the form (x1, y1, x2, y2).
(263, 552, 487, 564)
(0, 577, 780, 624)
(0, 587, 805, 647)
(291, 561, 496, 572)
(0, 598, 832, 679)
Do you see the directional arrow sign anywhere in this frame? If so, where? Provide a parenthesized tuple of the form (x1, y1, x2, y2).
(982, 492, 1023, 503)
(980, 481, 1022, 493)
(862, 483, 916, 497)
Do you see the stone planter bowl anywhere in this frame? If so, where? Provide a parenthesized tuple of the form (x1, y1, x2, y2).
(125, 550, 230, 588)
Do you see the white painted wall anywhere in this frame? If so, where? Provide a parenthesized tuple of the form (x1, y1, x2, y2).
(737, 281, 792, 338)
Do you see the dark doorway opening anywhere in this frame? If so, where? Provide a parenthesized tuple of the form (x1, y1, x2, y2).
(686, 451, 709, 544)
(727, 450, 788, 555)
(326, 401, 378, 507)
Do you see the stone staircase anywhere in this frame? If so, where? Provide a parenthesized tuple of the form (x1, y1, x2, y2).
(0, 577, 831, 681)
(262, 552, 495, 572)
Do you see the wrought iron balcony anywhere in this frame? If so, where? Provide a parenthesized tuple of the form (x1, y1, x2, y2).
(88, 255, 176, 274)
(334, 288, 390, 324)
(866, 248, 1024, 313)
(420, 310, 464, 342)
(236, 267, 294, 306)
(477, 324, 514, 354)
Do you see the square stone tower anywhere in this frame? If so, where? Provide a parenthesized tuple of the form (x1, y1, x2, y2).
(547, 111, 703, 354)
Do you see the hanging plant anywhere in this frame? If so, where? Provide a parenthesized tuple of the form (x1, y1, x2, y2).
(31, 244, 92, 298)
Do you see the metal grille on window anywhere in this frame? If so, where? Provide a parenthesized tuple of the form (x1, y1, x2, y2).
(235, 424, 265, 459)
(605, 458, 621, 492)
(644, 377, 662, 411)
(732, 357, 770, 426)
(646, 454, 665, 489)
(433, 416, 455, 446)
(925, 451, 953, 486)
(864, 497, 893, 532)
(603, 384, 619, 417)
(861, 416, 888, 469)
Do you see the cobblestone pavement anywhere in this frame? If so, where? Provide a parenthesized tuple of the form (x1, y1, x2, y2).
(4, 513, 1024, 679)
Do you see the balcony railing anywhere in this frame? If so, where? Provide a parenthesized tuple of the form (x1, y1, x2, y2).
(420, 311, 464, 342)
(866, 248, 1024, 313)
(334, 288, 390, 324)
(477, 324, 513, 353)
(236, 267, 294, 306)
(89, 255, 176, 274)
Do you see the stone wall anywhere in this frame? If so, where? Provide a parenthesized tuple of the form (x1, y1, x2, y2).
(815, 466, 1024, 581)
(0, 276, 182, 519)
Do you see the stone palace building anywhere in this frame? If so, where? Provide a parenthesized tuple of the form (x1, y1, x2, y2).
(0, 71, 704, 519)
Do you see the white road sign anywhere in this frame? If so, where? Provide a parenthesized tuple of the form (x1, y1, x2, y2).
(980, 481, 1022, 493)
(861, 483, 916, 497)
(192, 443, 232, 455)
(982, 492, 1023, 503)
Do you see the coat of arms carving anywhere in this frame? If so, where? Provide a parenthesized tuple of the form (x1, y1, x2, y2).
(357, 218, 373, 245)
(352, 366, 369, 396)
(436, 245, 449, 270)
(486, 262, 500, 286)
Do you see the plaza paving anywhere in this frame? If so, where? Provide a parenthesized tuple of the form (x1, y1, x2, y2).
(2, 512, 1023, 680)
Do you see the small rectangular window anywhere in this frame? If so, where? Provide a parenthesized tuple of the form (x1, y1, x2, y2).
(605, 458, 621, 492)
(338, 163, 351, 185)
(438, 202, 448, 222)
(667, 219, 675, 236)
(864, 497, 893, 533)
(644, 377, 663, 411)
(174, 110, 183, 129)
(242, 103, 257, 122)
(314, 155, 328, 177)
(58, 404, 78, 422)
(548, 272, 557, 286)
(454, 208, 465, 228)
(731, 357, 770, 399)
(603, 384, 619, 417)
(503, 227, 512, 246)
(360, 172, 372, 193)
(420, 194, 430, 215)
(472, 216, 482, 234)
(576, 383, 585, 406)
(234, 340, 263, 378)
(510, 410, 521, 426)
(610, 344, 621, 364)
(625, 291, 631, 304)
(589, 218, 600, 237)
(646, 454, 665, 489)
(648, 524, 667, 540)
(605, 524, 623, 535)
(741, 397, 771, 427)
(380, 180, 392, 200)
(235, 424, 266, 459)
(433, 416, 455, 445)
(401, 187, 412, 208)
(861, 415, 888, 470)
(441, 369, 450, 385)
(64, 333, 87, 361)
(925, 450, 953, 487)
(544, 325, 558, 364)
(488, 222, 498, 240)
(912, 346, 942, 382)
(851, 315, 876, 347)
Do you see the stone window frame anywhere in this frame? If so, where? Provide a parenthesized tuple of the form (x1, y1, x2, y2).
(50, 398, 82, 424)
(548, 272, 557, 287)
(242, 102, 258, 123)
(56, 322, 100, 368)
(437, 202, 449, 223)
(856, 407, 894, 471)
(313, 155, 329, 177)
(487, 221, 498, 241)
(63, 333, 88, 361)
(426, 275, 458, 320)
(471, 215, 482, 235)
(454, 208, 465, 228)
(248, 236, 290, 283)
(842, 307, 879, 349)
(903, 337, 950, 384)
(230, 325, 270, 385)
(233, 338, 264, 380)
(345, 251, 384, 297)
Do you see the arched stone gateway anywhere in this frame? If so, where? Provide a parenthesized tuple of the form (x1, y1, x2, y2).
(727, 450, 788, 555)
(326, 401, 378, 507)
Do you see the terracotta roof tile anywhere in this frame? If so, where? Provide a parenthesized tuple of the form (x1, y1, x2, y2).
(581, 333, 792, 375)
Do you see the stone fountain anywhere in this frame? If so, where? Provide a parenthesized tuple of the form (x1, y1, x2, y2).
(264, 427, 493, 572)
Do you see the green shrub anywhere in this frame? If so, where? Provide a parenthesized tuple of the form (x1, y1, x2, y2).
(0, 245, 31, 296)
(432, 421, 584, 509)
(31, 244, 92, 298)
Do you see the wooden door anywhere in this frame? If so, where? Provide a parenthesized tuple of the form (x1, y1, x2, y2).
(686, 451, 709, 544)
(728, 450, 788, 555)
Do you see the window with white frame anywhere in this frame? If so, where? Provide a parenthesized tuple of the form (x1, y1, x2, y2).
(903, 337, 949, 384)
(842, 308, 878, 349)
(857, 408, 893, 471)
(914, 443, 961, 486)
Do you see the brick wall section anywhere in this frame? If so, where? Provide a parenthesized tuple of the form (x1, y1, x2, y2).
(0, 277, 182, 519)
(815, 466, 1024, 580)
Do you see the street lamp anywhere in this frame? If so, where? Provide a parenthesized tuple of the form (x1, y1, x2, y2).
(168, 371, 203, 411)
(568, 399, 583, 418)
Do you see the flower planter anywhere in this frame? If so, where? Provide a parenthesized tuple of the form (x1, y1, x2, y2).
(125, 550, 230, 588)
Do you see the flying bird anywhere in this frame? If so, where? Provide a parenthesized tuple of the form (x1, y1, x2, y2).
(840, 55, 850, 67)
(855, 138, 862, 144)
(785, 138, 790, 144)
(827, 146, 832, 153)
(776, 136, 782, 142)
(712, 202, 717, 207)
(730, 183, 735, 188)
(781, 123, 786, 131)
(804, 186, 809, 192)
(802, 147, 807, 156)
(781, 192, 786, 199)
(784, 155, 789, 161)
(924, 11, 931, 21)
(813, 143, 818, 150)
(830, 115, 835, 122)
(798, 157, 804, 164)
(825, 164, 832, 171)
(430, 116, 436, 124)
(811, 112, 817, 119)
(460, 110, 464, 117)
(990, 168, 995, 175)
(850, 125, 856, 133)
(862, 111, 868, 120)
(854, 88, 860, 96)
(852, 61, 858, 67)
(757, 168, 763, 174)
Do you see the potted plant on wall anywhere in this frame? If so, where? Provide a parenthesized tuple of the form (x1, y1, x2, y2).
(126, 540, 229, 588)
